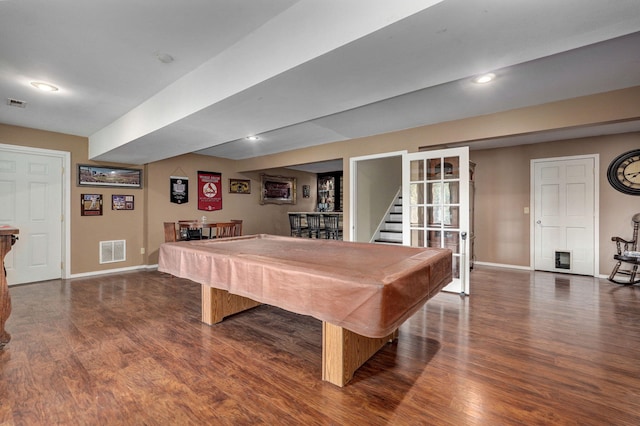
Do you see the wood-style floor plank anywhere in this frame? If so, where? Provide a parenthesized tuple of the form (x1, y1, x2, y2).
(1, 266, 639, 425)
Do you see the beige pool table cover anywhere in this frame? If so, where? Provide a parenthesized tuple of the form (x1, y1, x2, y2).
(158, 234, 452, 338)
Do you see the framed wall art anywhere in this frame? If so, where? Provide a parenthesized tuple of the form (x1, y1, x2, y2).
(112, 194, 134, 210)
(260, 174, 296, 205)
(81, 194, 103, 216)
(78, 165, 142, 188)
(229, 178, 251, 194)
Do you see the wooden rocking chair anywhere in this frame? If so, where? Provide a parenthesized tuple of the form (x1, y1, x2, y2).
(609, 212, 640, 285)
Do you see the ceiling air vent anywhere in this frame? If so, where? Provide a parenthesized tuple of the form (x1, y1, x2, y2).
(7, 98, 27, 108)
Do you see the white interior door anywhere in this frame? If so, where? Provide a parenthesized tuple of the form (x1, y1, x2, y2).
(403, 147, 470, 294)
(0, 147, 64, 285)
(532, 155, 597, 276)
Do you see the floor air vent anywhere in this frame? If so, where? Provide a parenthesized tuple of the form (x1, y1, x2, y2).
(100, 240, 126, 264)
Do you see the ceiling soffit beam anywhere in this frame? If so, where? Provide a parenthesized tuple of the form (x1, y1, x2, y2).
(88, 0, 443, 162)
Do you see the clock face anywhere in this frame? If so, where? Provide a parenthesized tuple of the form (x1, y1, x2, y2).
(607, 149, 640, 195)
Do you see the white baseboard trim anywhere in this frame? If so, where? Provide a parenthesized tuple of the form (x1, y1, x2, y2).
(475, 262, 609, 280)
(473, 261, 532, 271)
(69, 264, 157, 279)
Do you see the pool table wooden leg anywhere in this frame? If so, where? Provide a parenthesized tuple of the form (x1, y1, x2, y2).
(201, 286, 261, 325)
(200, 286, 398, 387)
(322, 322, 398, 387)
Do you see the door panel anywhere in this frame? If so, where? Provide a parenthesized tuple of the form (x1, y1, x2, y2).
(0, 150, 63, 284)
(533, 156, 595, 275)
(403, 147, 470, 294)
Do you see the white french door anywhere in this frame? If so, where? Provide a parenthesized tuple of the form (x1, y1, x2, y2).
(0, 144, 68, 285)
(532, 155, 597, 276)
(402, 147, 470, 294)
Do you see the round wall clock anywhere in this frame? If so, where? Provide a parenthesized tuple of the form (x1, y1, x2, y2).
(607, 149, 640, 195)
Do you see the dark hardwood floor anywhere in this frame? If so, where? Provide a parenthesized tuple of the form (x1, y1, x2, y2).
(1, 266, 639, 425)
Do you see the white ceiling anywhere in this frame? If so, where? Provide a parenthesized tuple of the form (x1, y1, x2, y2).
(1, 0, 640, 173)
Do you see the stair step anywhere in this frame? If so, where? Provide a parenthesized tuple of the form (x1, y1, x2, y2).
(383, 222, 402, 232)
(375, 238, 403, 244)
(380, 231, 402, 241)
(374, 191, 403, 246)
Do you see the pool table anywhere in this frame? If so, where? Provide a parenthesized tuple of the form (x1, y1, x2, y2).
(158, 234, 451, 386)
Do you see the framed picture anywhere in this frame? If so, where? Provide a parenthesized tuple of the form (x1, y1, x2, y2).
(112, 194, 134, 210)
(78, 165, 142, 188)
(229, 178, 251, 194)
(81, 194, 103, 216)
(260, 174, 296, 205)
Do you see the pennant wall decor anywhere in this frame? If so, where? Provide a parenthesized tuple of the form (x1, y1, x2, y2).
(170, 176, 189, 204)
(197, 171, 222, 211)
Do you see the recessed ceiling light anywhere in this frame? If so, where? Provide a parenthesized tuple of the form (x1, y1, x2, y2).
(30, 81, 59, 92)
(472, 73, 496, 84)
(155, 52, 174, 64)
(246, 135, 260, 141)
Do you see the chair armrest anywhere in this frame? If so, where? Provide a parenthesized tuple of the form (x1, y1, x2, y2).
(611, 237, 634, 255)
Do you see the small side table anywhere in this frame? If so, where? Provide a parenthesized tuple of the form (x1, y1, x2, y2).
(1, 227, 19, 350)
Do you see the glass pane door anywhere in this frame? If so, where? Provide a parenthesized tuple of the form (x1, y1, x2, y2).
(403, 147, 470, 294)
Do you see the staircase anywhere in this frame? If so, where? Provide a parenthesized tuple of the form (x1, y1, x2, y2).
(373, 192, 403, 245)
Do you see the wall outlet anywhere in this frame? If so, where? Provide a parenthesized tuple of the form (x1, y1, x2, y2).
(140, 247, 145, 254)
(524, 207, 530, 214)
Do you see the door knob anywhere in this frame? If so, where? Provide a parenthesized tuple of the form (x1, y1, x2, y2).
(536, 220, 542, 224)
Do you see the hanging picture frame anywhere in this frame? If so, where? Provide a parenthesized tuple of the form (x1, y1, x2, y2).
(112, 195, 134, 210)
(229, 178, 251, 194)
(260, 174, 296, 205)
(81, 194, 103, 216)
(78, 165, 142, 188)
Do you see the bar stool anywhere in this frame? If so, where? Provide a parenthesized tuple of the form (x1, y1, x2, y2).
(288, 213, 307, 237)
(306, 213, 324, 239)
(323, 214, 342, 240)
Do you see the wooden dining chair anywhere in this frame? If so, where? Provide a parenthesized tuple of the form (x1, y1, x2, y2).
(215, 222, 236, 238)
(231, 219, 243, 236)
(163, 222, 178, 242)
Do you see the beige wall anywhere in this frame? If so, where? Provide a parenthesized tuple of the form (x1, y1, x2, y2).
(2, 86, 639, 278)
(145, 155, 317, 264)
(0, 124, 146, 275)
(471, 132, 640, 271)
(355, 156, 402, 242)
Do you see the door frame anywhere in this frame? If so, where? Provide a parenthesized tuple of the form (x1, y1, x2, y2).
(350, 148, 469, 294)
(349, 150, 407, 242)
(0, 143, 71, 280)
(529, 154, 599, 276)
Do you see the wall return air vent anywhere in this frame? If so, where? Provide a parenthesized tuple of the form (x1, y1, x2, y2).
(7, 98, 27, 108)
(100, 240, 126, 264)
